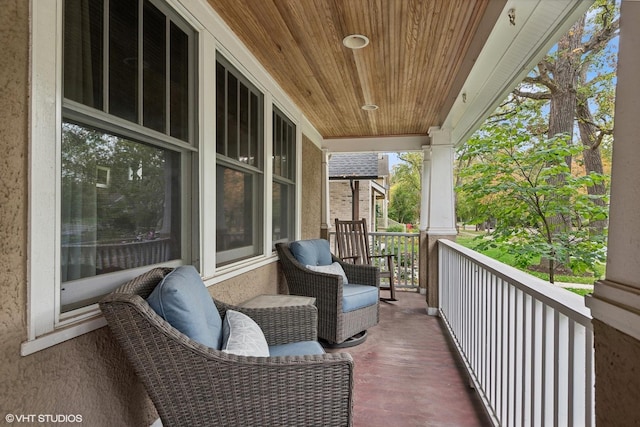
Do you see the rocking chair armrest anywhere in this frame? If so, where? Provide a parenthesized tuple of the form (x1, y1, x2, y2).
(369, 254, 395, 269)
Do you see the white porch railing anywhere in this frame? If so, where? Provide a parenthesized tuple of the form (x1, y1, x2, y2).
(329, 231, 419, 288)
(438, 239, 594, 427)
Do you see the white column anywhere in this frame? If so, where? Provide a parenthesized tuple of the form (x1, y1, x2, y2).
(418, 145, 431, 297)
(419, 145, 431, 231)
(426, 127, 457, 235)
(587, 0, 640, 342)
(382, 194, 389, 229)
(421, 128, 457, 313)
(320, 149, 331, 237)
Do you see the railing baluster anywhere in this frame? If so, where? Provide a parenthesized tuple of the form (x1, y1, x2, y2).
(585, 326, 595, 427)
(437, 240, 594, 427)
(532, 299, 543, 427)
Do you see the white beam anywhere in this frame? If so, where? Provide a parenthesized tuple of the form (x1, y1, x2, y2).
(323, 135, 428, 153)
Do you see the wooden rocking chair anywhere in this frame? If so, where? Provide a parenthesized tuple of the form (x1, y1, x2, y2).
(334, 218, 397, 301)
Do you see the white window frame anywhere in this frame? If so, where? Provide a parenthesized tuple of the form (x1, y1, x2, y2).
(214, 54, 266, 266)
(272, 105, 297, 246)
(24, 0, 202, 356)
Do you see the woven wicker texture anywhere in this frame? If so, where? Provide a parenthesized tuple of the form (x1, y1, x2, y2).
(275, 242, 380, 345)
(99, 268, 354, 426)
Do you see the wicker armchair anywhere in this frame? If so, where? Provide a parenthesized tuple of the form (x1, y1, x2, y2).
(99, 267, 354, 427)
(276, 242, 380, 345)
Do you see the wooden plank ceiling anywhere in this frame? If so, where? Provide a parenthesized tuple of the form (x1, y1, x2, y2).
(207, 0, 492, 138)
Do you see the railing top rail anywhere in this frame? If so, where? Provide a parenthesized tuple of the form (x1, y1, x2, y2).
(438, 238, 592, 327)
(369, 232, 418, 237)
(328, 231, 417, 238)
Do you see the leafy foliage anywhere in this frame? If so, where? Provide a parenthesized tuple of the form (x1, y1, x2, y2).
(457, 118, 608, 282)
(388, 152, 422, 225)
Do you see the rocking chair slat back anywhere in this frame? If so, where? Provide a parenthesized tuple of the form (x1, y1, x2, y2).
(334, 218, 397, 300)
(335, 219, 371, 265)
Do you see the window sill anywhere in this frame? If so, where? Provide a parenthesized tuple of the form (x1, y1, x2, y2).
(21, 255, 280, 356)
(204, 253, 279, 285)
(21, 314, 107, 356)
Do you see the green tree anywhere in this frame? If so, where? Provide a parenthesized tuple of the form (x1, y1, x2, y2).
(388, 152, 422, 225)
(457, 118, 608, 283)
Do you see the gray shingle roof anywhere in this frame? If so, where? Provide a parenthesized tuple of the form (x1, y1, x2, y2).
(329, 153, 387, 179)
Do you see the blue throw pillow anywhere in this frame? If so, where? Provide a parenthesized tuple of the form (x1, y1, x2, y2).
(290, 239, 332, 266)
(147, 266, 223, 350)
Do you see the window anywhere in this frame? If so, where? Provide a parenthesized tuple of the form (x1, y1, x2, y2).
(272, 107, 296, 245)
(215, 56, 264, 265)
(29, 0, 307, 353)
(60, 0, 197, 312)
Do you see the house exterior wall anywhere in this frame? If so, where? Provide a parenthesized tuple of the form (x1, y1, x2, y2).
(593, 320, 640, 426)
(0, 3, 280, 425)
(329, 180, 373, 227)
(300, 136, 322, 240)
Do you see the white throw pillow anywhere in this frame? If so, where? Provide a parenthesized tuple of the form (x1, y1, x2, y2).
(306, 262, 349, 284)
(222, 310, 270, 357)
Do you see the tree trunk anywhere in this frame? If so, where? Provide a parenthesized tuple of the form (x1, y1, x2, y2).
(576, 93, 608, 232)
(547, 17, 584, 162)
(540, 18, 584, 273)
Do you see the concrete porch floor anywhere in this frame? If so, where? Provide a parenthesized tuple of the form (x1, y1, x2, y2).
(327, 290, 492, 427)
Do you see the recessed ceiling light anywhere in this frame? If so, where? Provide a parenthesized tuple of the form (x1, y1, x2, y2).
(343, 34, 370, 49)
(361, 104, 379, 111)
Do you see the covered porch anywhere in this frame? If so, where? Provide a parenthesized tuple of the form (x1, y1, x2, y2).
(3, 0, 640, 426)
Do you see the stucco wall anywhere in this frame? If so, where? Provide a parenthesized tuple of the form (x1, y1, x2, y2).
(1, 3, 156, 425)
(0, 3, 279, 425)
(593, 320, 640, 425)
(207, 263, 279, 303)
(300, 135, 322, 239)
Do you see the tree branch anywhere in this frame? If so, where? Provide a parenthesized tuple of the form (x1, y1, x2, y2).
(513, 88, 552, 101)
(583, 18, 619, 55)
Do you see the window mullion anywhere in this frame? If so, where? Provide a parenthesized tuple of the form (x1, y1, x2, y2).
(289, 124, 295, 180)
(165, 15, 171, 135)
(248, 89, 252, 164)
(224, 70, 228, 156)
(103, 0, 110, 113)
(236, 80, 241, 160)
(138, 0, 144, 125)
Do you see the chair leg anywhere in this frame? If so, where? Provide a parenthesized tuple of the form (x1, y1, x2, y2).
(389, 272, 396, 301)
(382, 256, 397, 301)
(380, 277, 397, 301)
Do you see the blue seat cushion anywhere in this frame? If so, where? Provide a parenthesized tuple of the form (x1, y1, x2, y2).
(342, 283, 379, 313)
(289, 239, 332, 266)
(269, 340, 326, 357)
(147, 266, 223, 350)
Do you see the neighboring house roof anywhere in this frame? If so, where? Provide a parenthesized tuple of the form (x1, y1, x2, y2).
(329, 153, 389, 180)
